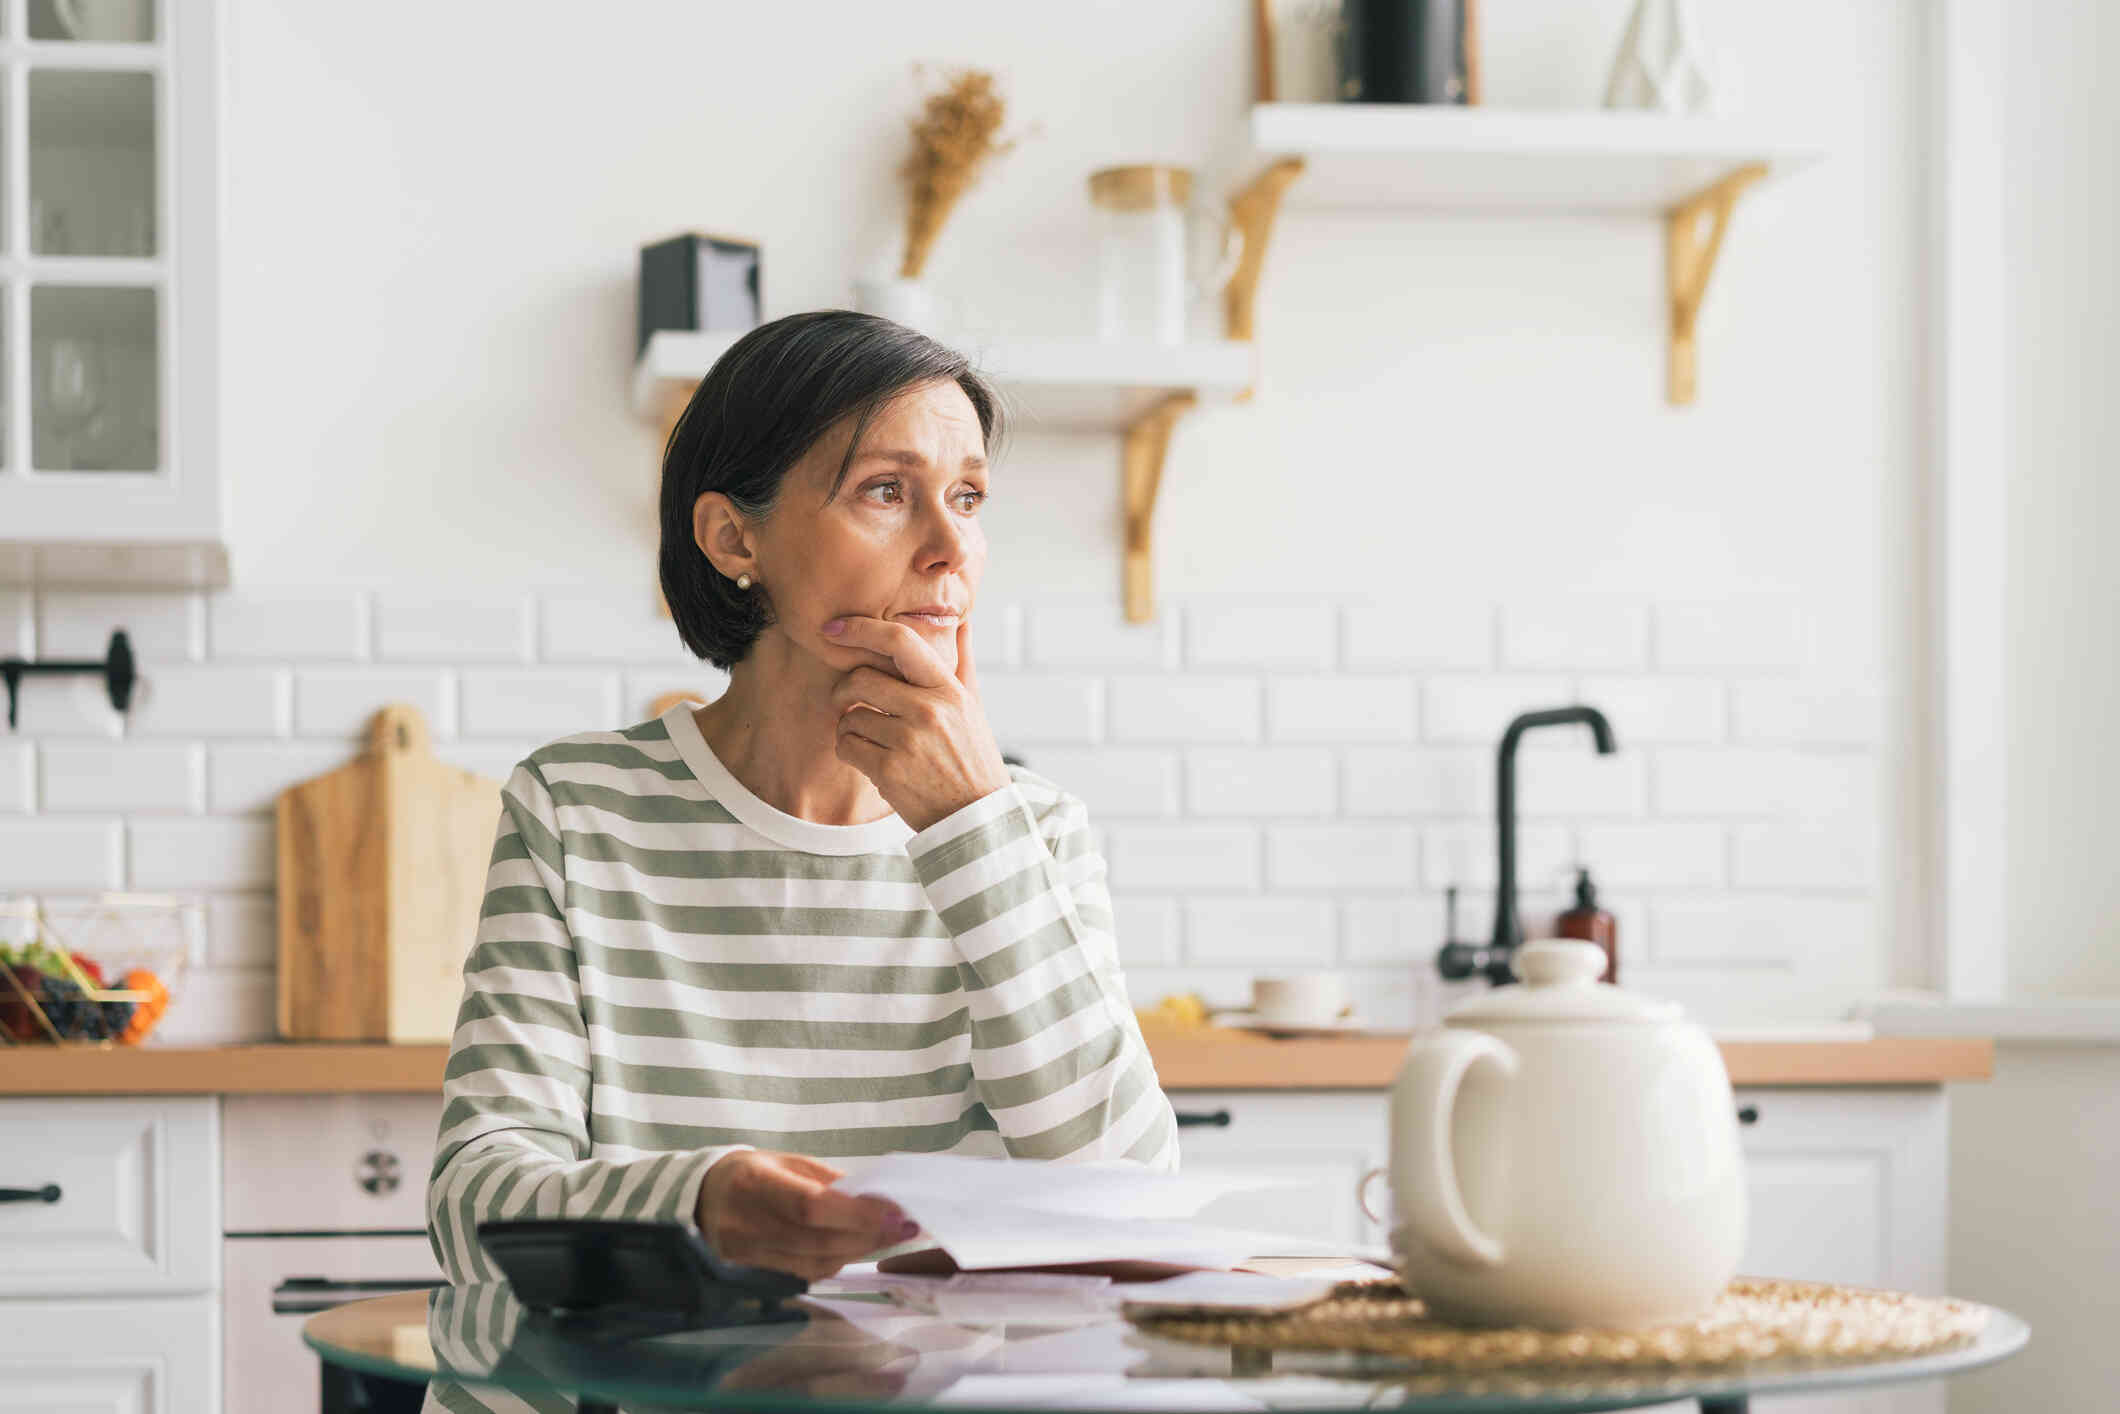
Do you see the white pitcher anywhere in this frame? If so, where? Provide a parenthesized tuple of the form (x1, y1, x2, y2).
(1373, 939, 1745, 1328)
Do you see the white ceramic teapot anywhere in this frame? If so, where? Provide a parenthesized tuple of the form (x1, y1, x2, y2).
(1378, 939, 1745, 1329)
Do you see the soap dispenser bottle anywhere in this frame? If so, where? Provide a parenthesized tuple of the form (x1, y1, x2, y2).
(1555, 867, 1617, 982)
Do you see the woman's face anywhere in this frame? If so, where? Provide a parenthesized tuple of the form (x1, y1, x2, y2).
(712, 377, 989, 675)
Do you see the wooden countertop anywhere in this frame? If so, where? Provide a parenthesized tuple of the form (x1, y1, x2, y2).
(0, 1031, 1993, 1095)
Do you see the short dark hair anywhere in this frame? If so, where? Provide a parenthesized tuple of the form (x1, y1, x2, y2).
(658, 310, 1004, 670)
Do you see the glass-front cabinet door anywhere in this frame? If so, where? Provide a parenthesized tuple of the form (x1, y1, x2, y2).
(0, 0, 225, 585)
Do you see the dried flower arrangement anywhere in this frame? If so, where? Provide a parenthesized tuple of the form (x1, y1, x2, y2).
(898, 67, 1017, 279)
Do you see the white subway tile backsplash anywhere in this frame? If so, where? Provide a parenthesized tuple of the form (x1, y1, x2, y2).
(1342, 895, 1449, 964)
(1731, 679, 1882, 745)
(1654, 600, 1808, 670)
(1421, 675, 1575, 743)
(1343, 601, 1493, 669)
(208, 743, 354, 814)
(294, 670, 453, 739)
(1107, 825, 1260, 890)
(39, 591, 201, 661)
(1343, 747, 1489, 818)
(1184, 600, 1337, 670)
(1108, 676, 1258, 743)
(41, 742, 201, 813)
(979, 674, 1101, 744)
(12, 670, 125, 735)
(1017, 747, 1178, 818)
(206, 893, 278, 969)
(1500, 602, 1648, 670)
(1266, 825, 1417, 889)
(1185, 747, 1336, 817)
(0, 587, 1893, 1040)
(152, 965, 276, 1045)
(967, 602, 1021, 669)
(0, 819, 122, 889)
(1576, 823, 1727, 889)
(209, 590, 366, 661)
(1422, 822, 1571, 891)
(1267, 676, 1416, 741)
(1576, 676, 1726, 744)
(1651, 895, 1874, 969)
(0, 743, 32, 811)
(1110, 895, 1180, 966)
(619, 672, 729, 725)
(373, 596, 533, 662)
(1731, 821, 1876, 889)
(1184, 896, 1336, 964)
(130, 817, 276, 890)
(433, 740, 540, 783)
(459, 670, 622, 737)
(1024, 601, 1176, 669)
(128, 667, 288, 738)
(1513, 748, 1647, 818)
(538, 593, 693, 663)
(1652, 749, 1876, 818)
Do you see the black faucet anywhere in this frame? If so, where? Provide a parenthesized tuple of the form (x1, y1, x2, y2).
(1436, 704, 1617, 987)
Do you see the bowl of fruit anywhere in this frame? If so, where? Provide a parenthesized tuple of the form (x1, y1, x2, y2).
(0, 895, 192, 1047)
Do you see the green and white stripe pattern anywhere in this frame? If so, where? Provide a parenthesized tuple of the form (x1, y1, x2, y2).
(422, 703, 1176, 1411)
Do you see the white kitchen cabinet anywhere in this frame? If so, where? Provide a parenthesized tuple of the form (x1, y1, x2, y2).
(0, 1093, 220, 1297)
(0, 1293, 219, 1414)
(0, 1094, 220, 1414)
(0, 0, 229, 588)
(1173, 1086, 1951, 1414)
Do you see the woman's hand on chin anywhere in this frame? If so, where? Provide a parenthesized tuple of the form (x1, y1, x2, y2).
(825, 614, 1013, 832)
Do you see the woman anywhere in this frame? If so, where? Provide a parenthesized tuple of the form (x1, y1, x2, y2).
(424, 311, 1179, 1311)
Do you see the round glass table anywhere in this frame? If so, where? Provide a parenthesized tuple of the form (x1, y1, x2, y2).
(305, 1279, 2027, 1414)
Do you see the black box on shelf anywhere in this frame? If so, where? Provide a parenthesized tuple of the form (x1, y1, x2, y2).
(637, 232, 762, 358)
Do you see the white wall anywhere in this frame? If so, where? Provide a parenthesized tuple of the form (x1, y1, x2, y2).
(0, 0, 1932, 1035)
(2000, 2, 2120, 997)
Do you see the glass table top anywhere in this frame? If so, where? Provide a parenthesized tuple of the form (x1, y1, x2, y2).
(304, 1278, 2029, 1414)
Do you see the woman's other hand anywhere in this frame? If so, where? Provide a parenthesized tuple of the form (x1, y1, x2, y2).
(695, 1150, 920, 1281)
(827, 614, 1012, 831)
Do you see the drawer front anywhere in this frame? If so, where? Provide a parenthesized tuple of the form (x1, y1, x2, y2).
(1170, 1090, 1389, 1251)
(0, 1096, 219, 1297)
(222, 1093, 444, 1233)
(0, 1294, 218, 1414)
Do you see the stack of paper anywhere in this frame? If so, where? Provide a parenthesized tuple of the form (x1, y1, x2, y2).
(832, 1153, 1318, 1272)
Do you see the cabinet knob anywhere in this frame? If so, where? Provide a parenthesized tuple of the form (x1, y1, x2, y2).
(0, 1183, 62, 1204)
(357, 1149, 402, 1196)
(1737, 1104, 1760, 1126)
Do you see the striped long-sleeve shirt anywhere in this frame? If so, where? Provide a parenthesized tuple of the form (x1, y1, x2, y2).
(421, 702, 1177, 1414)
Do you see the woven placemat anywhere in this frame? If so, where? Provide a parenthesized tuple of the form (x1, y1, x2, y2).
(1126, 1276, 1988, 1373)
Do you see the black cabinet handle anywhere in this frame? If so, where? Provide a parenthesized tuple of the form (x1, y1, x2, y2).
(1174, 1109, 1232, 1128)
(0, 1184, 62, 1204)
(1737, 1105, 1759, 1126)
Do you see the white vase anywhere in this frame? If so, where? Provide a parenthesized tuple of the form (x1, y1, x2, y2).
(1604, 0, 1722, 116)
(852, 277, 947, 337)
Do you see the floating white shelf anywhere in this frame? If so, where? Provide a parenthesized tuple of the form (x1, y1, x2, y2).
(630, 329, 1254, 435)
(1249, 103, 1824, 214)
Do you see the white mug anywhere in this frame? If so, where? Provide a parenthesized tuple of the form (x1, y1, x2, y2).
(1250, 973, 1350, 1029)
(55, 0, 152, 42)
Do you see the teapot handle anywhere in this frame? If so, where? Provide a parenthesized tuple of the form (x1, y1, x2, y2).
(1393, 1029, 1517, 1268)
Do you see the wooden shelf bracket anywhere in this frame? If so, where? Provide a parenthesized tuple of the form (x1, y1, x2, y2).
(1665, 161, 1767, 405)
(1224, 156, 1306, 352)
(1121, 392, 1197, 623)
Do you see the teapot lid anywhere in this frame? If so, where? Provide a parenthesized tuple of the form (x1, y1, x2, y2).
(1445, 940, 1682, 1026)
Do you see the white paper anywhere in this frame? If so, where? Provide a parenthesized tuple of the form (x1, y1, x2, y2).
(831, 1152, 1313, 1271)
(1117, 1270, 1336, 1312)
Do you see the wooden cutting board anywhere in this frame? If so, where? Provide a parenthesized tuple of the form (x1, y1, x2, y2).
(276, 704, 503, 1042)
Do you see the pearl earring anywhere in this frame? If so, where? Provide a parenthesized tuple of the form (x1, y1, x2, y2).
(736, 573, 753, 589)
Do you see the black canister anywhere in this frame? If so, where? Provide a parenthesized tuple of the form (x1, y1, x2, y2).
(1339, 0, 1467, 104)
